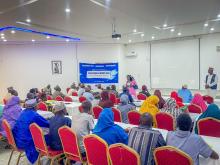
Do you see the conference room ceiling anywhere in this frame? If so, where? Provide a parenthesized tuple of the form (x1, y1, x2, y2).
(0, 0, 220, 43)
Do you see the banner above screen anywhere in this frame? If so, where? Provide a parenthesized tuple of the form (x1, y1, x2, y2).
(79, 63, 119, 83)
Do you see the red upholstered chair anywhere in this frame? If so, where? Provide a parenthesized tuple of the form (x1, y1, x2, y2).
(72, 92, 78, 96)
(58, 126, 87, 164)
(3, 98, 7, 105)
(92, 106, 103, 119)
(155, 112, 175, 131)
(188, 104, 202, 114)
(116, 98, 120, 105)
(79, 96, 87, 103)
(137, 93, 146, 100)
(83, 134, 110, 165)
(37, 102, 48, 111)
(127, 111, 141, 125)
(109, 143, 141, 165)
(66, 88, 71, 94)
(46, 95, 53, 100)
(64, 96, 73, 102)
(109, 93, 117, 104)
(112, 107, 122, 122)
(55, 96, 64, 101)
(203, 95, 214, 104)
(2, 119, 24, 165)
(79, 105, 83, 113)
(197, 117, 220, 137)
(154, 146, 193, 165)
(29, 123, 64, 165)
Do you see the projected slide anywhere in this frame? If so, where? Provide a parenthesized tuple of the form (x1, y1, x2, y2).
(79, 63, 118, 83)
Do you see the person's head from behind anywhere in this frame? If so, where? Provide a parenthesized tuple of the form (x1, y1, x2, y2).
(140, 113, 153, 127)
(40, 93, 47, 101)
(81, 101, 92, 114)
(154, 90, 162, 98)
(122, 86, 128, 93)
(53, 102, 67, 115)
(30, 88, 36, 94)
(26, 92, 35, 100)
(85, 87, 91, 93)
(208, 67, 214, 75)
(111, 85, 116, 91)
(7, 86, 14, 93)
(106, 86, 111, 91)
(25, 99, 38, 110)
(54, 85, 61, 92)
(101, 90, 109, 100)
(80, 83, 85, 88)
(142, 85, 147, 92)
(47, 84, 51, 89)
(11, 89, 18, 96)
(182, 84, 188, 90)
(97, 84, 102, 89)
(120, 94, 129, 105)
(177, 113, 192, 131)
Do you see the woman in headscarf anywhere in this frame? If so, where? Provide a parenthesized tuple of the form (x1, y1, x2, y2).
(52, 85, 65, 99)
(117, 95, 136, 123)
(93, 108, 128, 145)
(170, 91, 184, 107)
(98, 91, 114, 108)
(0, 96, 22, 137)
(139, 95, 159, 126)
(195, 104, 220, 134)
(191, 93, 207, 112)
(160, 98, 183, 120)
(139, 85, 151, 97)
(154, 90, 165, 109)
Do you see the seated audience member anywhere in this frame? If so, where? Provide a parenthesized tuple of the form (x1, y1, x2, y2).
(178, 84, 192, 103)
(67, 82, 77, 96)
(139, 85, 151, 97)
(93, 108, 128, 145)
(167, 113, 219, 165)
(72, 101, 94, 154)
(12, 99, 49, 164)
(70, 82, 77, 89)
(52, 85, 65, 99)
(3, 87, 14, 103)
(195, 104, 220, 134)
(110, 85, 118, 97)
(117, 95, 135, 123)
(78, 84, 85, 96)
(43, 84, 52, 95)
(128, 113, 166, 165)
(39, 92, 47, 102)
(99, 91, 114, 108)
(94, 84, 103, 93)
(160, 98, 183, 120)
(83, 87, 95, 102)
(154, 90, 165, 109)
(191, 93, 207, 112)
(0, 96, 22, 137)
(106, 86, 111, 91)
(139, 95, 159, 127)
(170, 91, 185, 107)
(119, 86, 134, 103)
(25, 92, 35, 102)
(49, 102, 71, 150)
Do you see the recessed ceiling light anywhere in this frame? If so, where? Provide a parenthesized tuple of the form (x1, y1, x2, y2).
(178, 32, 182, 36)
(210, 27, 214, 31)
(65, 8, 71, 13)
(116, 37, 120, 40)
(170, 29, 175, 32)
(0, 33, 4, 36)
(128, 39, 132, 43)
(218, 14, 220, 18)
(151, 36, 155, 39)
(46, 36, 50, 39)
(141, 33, 145, 37)
(204, 23, 209, 27)
(31, 39, 35, 42)
(133, 29, 137, 33)
(11, 30, 15, 34)
(1, 36, 5, 39)
(26, 19, 31, 23)
(66, 39, 70, 42)
(163, 24, 167, 27)
(3, 39, 7, 42)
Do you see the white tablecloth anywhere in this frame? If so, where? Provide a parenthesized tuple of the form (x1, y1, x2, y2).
(63, 102, 82, 116)
(37, 110, 54, 119)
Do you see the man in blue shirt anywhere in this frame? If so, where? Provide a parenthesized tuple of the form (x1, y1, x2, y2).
(49, 102, 71, 150)
(178, 84, 192, 103)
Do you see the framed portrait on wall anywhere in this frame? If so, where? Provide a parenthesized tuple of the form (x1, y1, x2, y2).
(51, 61, 62, 74)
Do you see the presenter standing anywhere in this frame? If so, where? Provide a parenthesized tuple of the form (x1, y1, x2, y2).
(205, 67, 218, 98)
(126, 75, 138, 98)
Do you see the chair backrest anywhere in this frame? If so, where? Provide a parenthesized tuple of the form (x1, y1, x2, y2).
(55, 95, 64, 101)
(109, 143, 141, 165)
(29, 123, 48, 156)
(109, 93, 117, 104)
(79, 105, 83, 113)
(137, 93, 146, 100)
(37, 102, 48, 111)
(83, 134, 110, 165)
(3, 98, 7, 105)
(197, 117, 220, 137)
(203, 95, 214, 104)
(79, 96, 87, 103)
(64, 96, 73, 102)
(188, 104, 202, 113)
(66, 88, 71, 93)
(72, 92, 78, 96)
(92, 106, 103, 119)
(155, 112, 175, 131)
(59, 126, 83, 162)
(116, 98, 120, 105)
(127, 111, 141, 125)
(2, 119, 17, 149)
(112, 107, 122, 122)
(154, 146, 193, 165)
(46, 95, 53, 100)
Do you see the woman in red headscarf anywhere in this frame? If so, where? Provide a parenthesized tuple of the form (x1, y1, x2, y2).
(99, 91, 114, 108)
(170, 91, 184, 107)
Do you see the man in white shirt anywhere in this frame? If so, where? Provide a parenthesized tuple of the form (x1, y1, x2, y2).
(205, 67, 218, 98)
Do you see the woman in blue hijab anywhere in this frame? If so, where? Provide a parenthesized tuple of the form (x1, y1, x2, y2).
(195, 104, 220, 134)
(93, 108, 128, 145)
